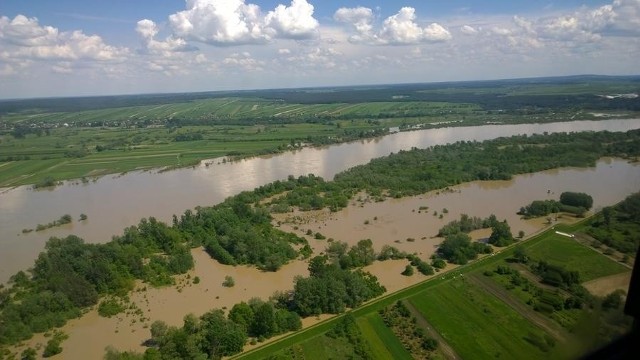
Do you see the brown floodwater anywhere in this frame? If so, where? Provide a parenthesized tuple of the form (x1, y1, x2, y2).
(12, 158, 640, 359)
(276, 158, 640, 263)
(1, 119, 639, 283)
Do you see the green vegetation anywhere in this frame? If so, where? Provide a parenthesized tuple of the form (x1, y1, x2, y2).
(2, 124, 639, 358)
(437, 213, 495, 237)
(519, 200, 562, 218)
(222, 276, 235, 288)
(519, 191, 595, 219)
(24, 214, 73, 233)
(526, 233, 628, 282)
(409, 279, 552, 360)
(98, 297, 125, 318)
(488, 220, 515, 247)
(329, 130, 640, 200)
(438, 232, 491, 264)
(379, 302, 439, 358)
(43, 331, 68, 358)
(560, 192, 594, 210)
(266, 314, 374, 360)
(149, 311, 246, 359)
(292, 255, 385, 317)
(357, 313, 413, 360)
(584, 192, 640, 254)
(2, 76, 639, 187)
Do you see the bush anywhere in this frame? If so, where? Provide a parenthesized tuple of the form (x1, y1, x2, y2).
(401, 264, 414, 276)
(98, 298, 124, 318)
(222, 276, 235, 287)
(43, 332, 68, 358)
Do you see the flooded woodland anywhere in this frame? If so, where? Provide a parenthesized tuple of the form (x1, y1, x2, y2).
(1, 119, 639, 283)
(1, 120, 639, 358)
(10, 155, 640, 359)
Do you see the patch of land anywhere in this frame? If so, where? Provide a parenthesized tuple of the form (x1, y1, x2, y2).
(583, 272, 632, 297)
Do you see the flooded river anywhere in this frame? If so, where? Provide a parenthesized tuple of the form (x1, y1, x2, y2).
(1, 119, 639, 282)
(13, 157, 640, 359)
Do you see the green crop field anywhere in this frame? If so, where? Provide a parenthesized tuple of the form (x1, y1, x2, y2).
(356, 313, 413, 360)
(409, 279, 552, 360)
(525, 232, 628, 281)
(267, 333, 364, 360)
(2, 76, 638, 187)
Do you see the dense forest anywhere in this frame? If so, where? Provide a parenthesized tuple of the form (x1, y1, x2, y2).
(1, 128, 640, 355)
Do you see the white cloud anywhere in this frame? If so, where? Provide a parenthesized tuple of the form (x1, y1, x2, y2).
(223, 51, 265, 70)
(0, 15, 128, 62)
(167, 0, 318, 46)
(136, 19, 196, 54)
(264, 0, 319, 39)
(460, 25, 478, 35)
(612, 0, 640, 32)
(335, 6, 451, 45)
(334, 7, 374, 41)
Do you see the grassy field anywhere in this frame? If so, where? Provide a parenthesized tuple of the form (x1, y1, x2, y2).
(409, 279, 552, 360)
(268, 334, 363, 360)
(526, 232, 629, 281)
(3, 76, 639, 187)
(356, 313, 413, 360)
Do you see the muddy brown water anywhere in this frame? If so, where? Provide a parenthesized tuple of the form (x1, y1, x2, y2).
(2, 119, 639, 283)
(10, 157, 640, 359)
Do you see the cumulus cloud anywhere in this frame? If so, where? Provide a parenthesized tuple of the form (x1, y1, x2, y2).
(0, 15, 128, 62)
(166, 0, 318, 46)
(136, 19, 197, 54)
(333, 7, 374, 41)
(334, 6, 451, 45)
(264, 0, 319, 39)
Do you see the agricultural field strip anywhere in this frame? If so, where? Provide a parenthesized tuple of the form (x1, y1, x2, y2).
(234, 223, 564, 360)
(357, 314, 413, 360)
(526, 233, 629, 281)
(237, 214, 633, 359)
(2, 99, 481, 124)
(570, 235, 633, 270)
(403, 300, 461, 360)
(467, 273, 565, 340)
(409, 279, 549, 360)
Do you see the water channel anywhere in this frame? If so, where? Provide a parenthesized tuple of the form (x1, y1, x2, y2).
(1, 119, 639, 282)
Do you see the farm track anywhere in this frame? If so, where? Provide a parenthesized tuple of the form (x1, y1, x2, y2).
(467, 273, 566, 341)
(403, 300, 461, 360)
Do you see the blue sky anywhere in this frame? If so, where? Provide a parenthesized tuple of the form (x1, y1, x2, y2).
(0, 0, 637, 98)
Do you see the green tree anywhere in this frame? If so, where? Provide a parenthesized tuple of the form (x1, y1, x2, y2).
(488, 221, 514, 247)
(560, 192, 593, 210)
(401, 264, 414, 276)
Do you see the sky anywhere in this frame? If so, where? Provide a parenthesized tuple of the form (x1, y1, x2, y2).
(0, 0, 639, 99)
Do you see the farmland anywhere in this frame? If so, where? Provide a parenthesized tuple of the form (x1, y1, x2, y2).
(236, 216, 635, 360)
(1, 75, 639, 187)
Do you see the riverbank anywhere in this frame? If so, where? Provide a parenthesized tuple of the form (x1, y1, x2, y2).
(8, 158, 639, 358)
(3, 120, 640, 284)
